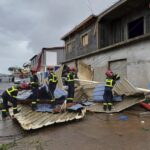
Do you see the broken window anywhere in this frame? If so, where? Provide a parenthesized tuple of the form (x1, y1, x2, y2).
(81, 33, 88, 47)
(128, 17, 144, 39)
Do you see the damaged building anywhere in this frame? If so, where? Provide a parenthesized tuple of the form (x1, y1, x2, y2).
(61, 0, 150, 88)
(30, 46, 64, 72)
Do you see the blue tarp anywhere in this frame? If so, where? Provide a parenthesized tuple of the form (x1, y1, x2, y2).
(54, 88, 67, 99)
(92, 84, 123, 102)
(35, 104, 53, 112)
(81, 101, 94, 106)
(17, 84, 67, 101)
(67, 104, 84, 111)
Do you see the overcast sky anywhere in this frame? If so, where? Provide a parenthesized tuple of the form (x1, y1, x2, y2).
(0, 0, 118, 74)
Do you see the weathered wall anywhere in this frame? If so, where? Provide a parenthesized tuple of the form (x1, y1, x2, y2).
(76, 38, 150, 88)
(65, 21, 97, 60)
(56, 48, 65, 64)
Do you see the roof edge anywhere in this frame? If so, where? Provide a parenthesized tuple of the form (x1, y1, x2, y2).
(98, 0, 127, 21)
(61, 15, 97, 40)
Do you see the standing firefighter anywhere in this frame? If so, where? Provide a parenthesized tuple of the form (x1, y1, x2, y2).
(29, 69, 39, 110)
(65, 67, 77, 103)
(47, 67, 58, 101)
(103, 70, 120, 111)
(1, 85, 22, 118)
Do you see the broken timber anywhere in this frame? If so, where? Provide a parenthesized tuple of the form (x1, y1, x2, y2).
(9, 105, 86, 130)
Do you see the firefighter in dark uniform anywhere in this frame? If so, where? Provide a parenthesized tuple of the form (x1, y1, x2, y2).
(65, 67, 77, 103)
(29, 69, 39, 110)
(103, 70, 120, 111)
(47, 67, 58, 101)
(1, 85, 22, 118)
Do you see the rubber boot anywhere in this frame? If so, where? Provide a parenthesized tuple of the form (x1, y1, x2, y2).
(32, 103, 37, 111)
(108, 103, 112, 111)
(2, 111, 7, 118)
(103, 103, 107, 111)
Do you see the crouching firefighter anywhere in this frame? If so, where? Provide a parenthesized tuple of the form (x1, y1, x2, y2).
(1, 85, 22, 118)
(103, 70, 120, 111)
(65, 67, 77, 103)
(29, 69, 39, 110)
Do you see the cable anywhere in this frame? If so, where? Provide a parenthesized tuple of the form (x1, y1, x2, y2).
(87, 0, 94, 14)
(81, 0, 94, 14)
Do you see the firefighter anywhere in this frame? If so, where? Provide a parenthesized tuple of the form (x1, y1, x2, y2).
(1, 85, 22, 118)
(103, 70, 120, 111)
(29, 69, 39, 110)
(30, 68, 39, 83)
(65, 67, 77, 103)
(47, 67, 58, 101)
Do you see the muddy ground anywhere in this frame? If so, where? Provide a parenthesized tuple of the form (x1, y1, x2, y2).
(0, 109, 150, 150)
(0, 83, 150, 150)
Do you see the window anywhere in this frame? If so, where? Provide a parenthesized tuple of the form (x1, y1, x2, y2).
(81, 33, 88, 47)
(66, 43, 72, 53)
(128, 17, 144, 39)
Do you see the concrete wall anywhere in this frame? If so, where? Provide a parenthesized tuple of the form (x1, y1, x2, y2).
(75, 38, 150, 88)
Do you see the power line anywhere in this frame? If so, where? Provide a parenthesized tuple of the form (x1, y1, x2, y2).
(82, 0, 94, 14)
(87, 0, 94, 14)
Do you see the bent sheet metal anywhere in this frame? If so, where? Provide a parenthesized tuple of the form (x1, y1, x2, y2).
(9, 105, 86, 130)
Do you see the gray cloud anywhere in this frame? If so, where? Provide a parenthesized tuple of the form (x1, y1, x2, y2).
(0, 0, 118, 73)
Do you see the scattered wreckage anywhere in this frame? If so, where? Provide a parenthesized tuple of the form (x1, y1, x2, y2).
(1, 63, 150, 130)
(7, 85, 86, 130)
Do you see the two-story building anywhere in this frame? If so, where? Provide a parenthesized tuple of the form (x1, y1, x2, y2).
(62, 0, 150, 88)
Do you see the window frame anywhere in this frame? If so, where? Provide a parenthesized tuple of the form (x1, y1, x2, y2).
(80, 31, 89, 47)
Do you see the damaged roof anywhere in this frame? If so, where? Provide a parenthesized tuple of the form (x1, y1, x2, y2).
(9, 105, 86, 130)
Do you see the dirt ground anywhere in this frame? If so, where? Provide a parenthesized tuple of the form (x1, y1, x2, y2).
(0, 109, 149, 150)
(0, 83, 150, 150)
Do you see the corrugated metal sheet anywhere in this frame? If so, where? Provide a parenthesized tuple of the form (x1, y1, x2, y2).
(112, 78, 139, 96)
(87, 97, 144, 113)
(9, 105, 86, 130)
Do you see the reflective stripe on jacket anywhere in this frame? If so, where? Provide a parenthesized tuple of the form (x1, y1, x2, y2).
(105, 79, 113, 87)
(66, 73, 75, 82)
(6, 86, 18, 98)
(48, 72, 58, 83)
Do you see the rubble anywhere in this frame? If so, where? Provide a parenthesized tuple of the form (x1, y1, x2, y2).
(75, 78, 146, 113)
